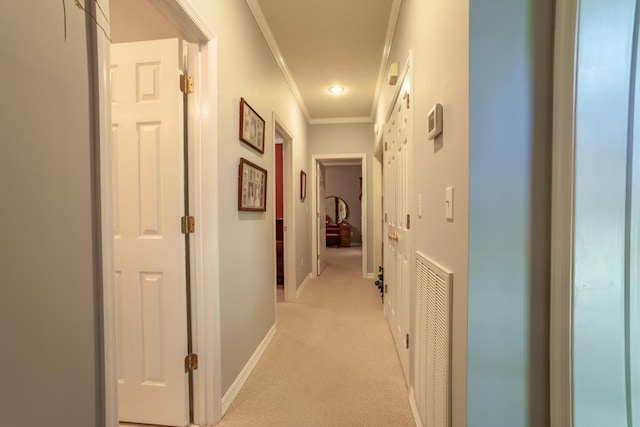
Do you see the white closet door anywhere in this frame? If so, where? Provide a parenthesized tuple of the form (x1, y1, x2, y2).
(111, 38, 189, 427)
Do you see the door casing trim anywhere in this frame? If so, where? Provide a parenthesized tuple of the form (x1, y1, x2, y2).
(311, 153, 368, 279)
(94, 2, 222, 425)
(272, 113, 297, 302)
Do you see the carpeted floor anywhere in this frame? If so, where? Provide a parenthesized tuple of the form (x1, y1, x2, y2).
(218, 247, 416, 426)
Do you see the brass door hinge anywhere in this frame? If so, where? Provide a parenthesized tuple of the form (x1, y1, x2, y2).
(317, 254, 320, 260)
(384, 284, 388, 294)
(180, 75, 194, 94)
(184, 353, 198, 372)
(405, 333, 409, 349)
(384, 213, 388, 222)
(181, 216, 195, 234)
(407, 214, 411, 230)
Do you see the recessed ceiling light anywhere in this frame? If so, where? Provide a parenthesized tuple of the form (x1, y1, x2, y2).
(328, 85, 345, 94)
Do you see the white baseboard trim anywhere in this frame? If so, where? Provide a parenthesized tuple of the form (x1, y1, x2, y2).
(409, 387, 424, 427)
(296, 273, 312, 299)
(221, 324, 277, 415)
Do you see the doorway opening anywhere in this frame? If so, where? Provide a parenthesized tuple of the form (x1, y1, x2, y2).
(273, 115, 296, 303)
(97, 1, 220, 426)
(275, 133, 284, 303)
(311, 154, 368, 279)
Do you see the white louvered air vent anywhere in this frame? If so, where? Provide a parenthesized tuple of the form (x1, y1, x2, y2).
(414, 251, 452, 427)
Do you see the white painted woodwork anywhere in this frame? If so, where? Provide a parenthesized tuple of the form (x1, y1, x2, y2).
(383, 76, 412, 380)
(310, 153, 369, 278)
(570, 0, 638, 424)
(414, 252, 453, 427)
(317, 162, 327, 274)
(111, 38, 189, 427)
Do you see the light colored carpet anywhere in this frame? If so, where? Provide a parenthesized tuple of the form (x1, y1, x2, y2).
(218, 247, 415, 426)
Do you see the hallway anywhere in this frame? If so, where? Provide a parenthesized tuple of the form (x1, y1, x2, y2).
(218, 247, 415, 426)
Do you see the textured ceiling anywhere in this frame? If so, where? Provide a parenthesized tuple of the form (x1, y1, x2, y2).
(255, 0, 396, 121)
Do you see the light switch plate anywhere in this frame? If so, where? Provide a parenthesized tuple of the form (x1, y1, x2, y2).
(428, 103, 443, 139)
(445, 186, 454, 220)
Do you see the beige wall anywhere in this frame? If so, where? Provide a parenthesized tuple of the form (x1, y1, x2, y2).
(466, 0, 553, 425)
(110, 0, 180, 43)
(374, 0, 470, 425)
(1, 1, 555, 423)
(375, 0, 554, 425)
(309, 122, 375, 274)
(187, 0, 311, 394)
(0, 2, 102, 425)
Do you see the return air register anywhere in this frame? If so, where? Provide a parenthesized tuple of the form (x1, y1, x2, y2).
(413, 251, 452, 427)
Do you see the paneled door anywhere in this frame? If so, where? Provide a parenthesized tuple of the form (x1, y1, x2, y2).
(317, 161, 327, 274)
(111, 38, 189, 426)
(383, 75, 412, 381)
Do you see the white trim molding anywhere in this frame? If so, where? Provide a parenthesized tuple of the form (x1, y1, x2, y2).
(320, 160, 362, 167)
(309, 116, 373, 125)
(95, 2, 221, 426)
(247, 0, 401, 125)
(408, 387, 424, 427)
(192, 37, 223, 427)
(221, 324, 277, 415)
(94, 2, 117, 425)
(370, 0, 403, 119)
(246, 0, 311, 122)
(272, 113, 297, 303)
(311, 153, 369, 279)
(551, 0, 578, 425)
(296, 273, 313, 300)
(384, 51, 413, 124)
(154, 0, 215, 42)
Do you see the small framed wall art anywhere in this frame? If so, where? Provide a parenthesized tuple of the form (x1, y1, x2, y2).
(238, 158, 268, 211)
(239, 97, 265, 154)
(300, 170, 307, 201)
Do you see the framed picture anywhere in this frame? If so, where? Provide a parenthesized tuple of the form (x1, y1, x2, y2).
(238, 158, 268, 211)
(300, 170, 307, 201)
(239, 97, 265, 154)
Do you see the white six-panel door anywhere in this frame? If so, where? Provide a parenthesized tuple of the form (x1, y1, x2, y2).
(111, 38, 189, 427)
(383, 79, 412, 382)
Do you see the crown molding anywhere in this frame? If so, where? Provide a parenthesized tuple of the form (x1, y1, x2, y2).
(370, 0, 402, 119)
(309, 116, 373, 125)
(246, 0, 312, 123)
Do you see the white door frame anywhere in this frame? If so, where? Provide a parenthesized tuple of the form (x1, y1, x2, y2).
(550, 0, 578, 425)
(94, 2, 222, 426)
(311, 154, 368, 278)
(272, 114, 297, 302)
(316, 161, 327, 275)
